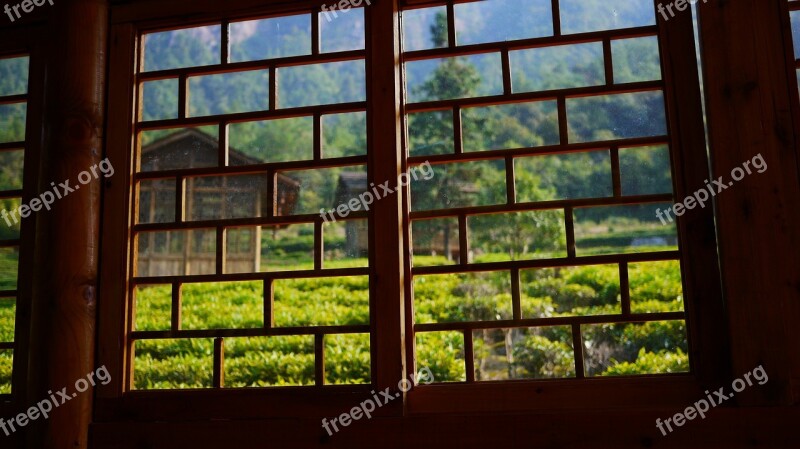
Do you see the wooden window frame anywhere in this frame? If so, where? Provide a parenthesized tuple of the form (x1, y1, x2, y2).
(97, 0, 729, 423)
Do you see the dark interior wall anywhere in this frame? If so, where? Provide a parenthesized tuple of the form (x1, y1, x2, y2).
(0, 0, 799, 448)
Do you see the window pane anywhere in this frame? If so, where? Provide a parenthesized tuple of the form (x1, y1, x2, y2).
(582, 320, 689, 376)
(322, 111, 367, 158)
(325, 333, 370, 385)
(510, 43, 605, 92)
(0, 103, 26, 143)
(188, 70, 270, 116)
(612, 36, 662, 83)
(792, 11, 800, 59)
(0, 57, 29, 96)
(454, 0, 553, 45)
(323, 219, 368, 269)
(0, 198, 22, 240)
(136, 229, 216, 277)
(0, 150, 24, 191)
(273, 276, 369, 327)
(411, 217, 459, 267)
(138, 179, 176, 224)
(140, 79, 178, 122)
(560, 0, 656, 34)
(402, 6, 448, 51)
(186, 174, 268, 221)
(405, 53, 503, 103)
(520, 265, 621, 317)
(225, 224, 315, 274)
(182, 281, 263, 330)
(0, 349, 12, 394)
(134, 285, 172, 331)
(515, 150, 613, 202)
(414, 271, 512, 324)
(469, 210, 567, 263)
(574, 203, 678, 256)
(278, 165, 366, 216)
(0, 297, 15, 342)
(629, 260, 684, 313)
(408, 110, 454, 157)
(229, 117, 313, 164)
(473, 326, 574, 380)
(462, 101, 559, 152)
(415, 331, 466, 383)
(410, 159, 506, 211)
(140, 126, 220, 172)
(143, 26, 221, 72)
(278, 61, 365, 108)
(133, 339, 214, 389)
(230, 15, 311, 62)
(619, 145, 673, 195)
(567, 91, 667, 143)
(0, 247, 18, 290)
(224, 336, 315, 387)
(319, 8, 365, 52)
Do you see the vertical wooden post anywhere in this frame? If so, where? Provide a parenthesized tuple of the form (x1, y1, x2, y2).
(698, 0, 800, 405)
(27, 0, 107, 447)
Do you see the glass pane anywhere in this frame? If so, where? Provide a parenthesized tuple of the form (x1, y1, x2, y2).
(0, 297, 15, 342)
(408, 110, 454, 157)
(402, 6, 448, 51)
(619, 145, 673, 195)
(574, 203, 678, 256)
(510, 43, 604, 92)
(188, 70, 270, 116)
(0, 150, 24, 190)
(140, 79, 177, 122)
(560, 0, 656, 34)
(138, 179, 176, 224)
(454, 0, 553, 45)
(140, 126, 219, 172)
(229, 117, 313, 164)
(319, 8, 365, 52)
(0, 247, 18, 290)
(182, 281, 263, 330)
(136, 229, 216, 277)
(325, 333, 370, 385)
(567, 91, 667, 143)
(582, 320, 689, 376)
(278, 61, 365, 108)
(462, 101, 559, 152)
(0, 103, 26, 143)
(133, 339, 214, 389)
(278, 165, 366, 216)
(134, 285, 172, 331)
(792, 11, 800, 59)
(515, 150, 613, 202)
(521, 265, 620, 317)
(612, 36, 662, 83)
(414, 271, 511, 323)
(410, 159, 506, 211)
(224, 336, 315, 387)
(225, 224, 315, 273)
(323, 219, 368, 269)
(411, 217, 459, 266)
(273, 275, 369, 327)
(0, 56, 29, 96)
(405, 53, 503, 103)
(415, 331, 466, 382)
(473, 326, 574, 381)
(0, 198, 22, 240)
(322, 111, 367, 158)
(186, 174, 268, 221)
(143, 26, 221, 72)
(469, 210, 567, 263)
(0, 349, 12, 394)
(629, 260, 684, 313)
(230, 15, 311, 62)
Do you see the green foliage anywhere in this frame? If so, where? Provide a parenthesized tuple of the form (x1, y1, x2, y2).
(602, 348, 689, 376)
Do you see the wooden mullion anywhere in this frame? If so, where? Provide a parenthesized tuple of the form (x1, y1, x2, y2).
(216, 226, 226, 275)
(446, 2, 456, 48)
(313, 112, 322, 160)
(572, 324, 585, 379)
(178, 74, 188, 119)
(213, 337, 224, 388)
(266, 169, 275, 218)
(511, 269, 521, 320)
(221, 20, 230, 65)
(314, 219, 323, 270)
(175, 177, 185, 222)
(464, 329, 475, 382)
(219, 122, 228, 167)
(171, 282, 181, 331)
(620, 262, 631, 316)
(603, 38, 614, 85)
(557, 96, 568, 146)
(611, 146, 621, 197)
(501, 49, 512, 95)
(312, 7, 321, 55)
(264, 278, 273, 328)
(315, 333, 325, 386)
(505, 155, 516, 204)
(0, 94, 27, 106)
(453, 106, 463, 154)
(551, 0, 561, 36)
(0, 141, 25, 151)
(131, 325, 370, 341)
(564, 206, 576, 258)
(458, 214, 468, 265)
(269, 65, 277, 110)
(416, 312, 686, 333)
